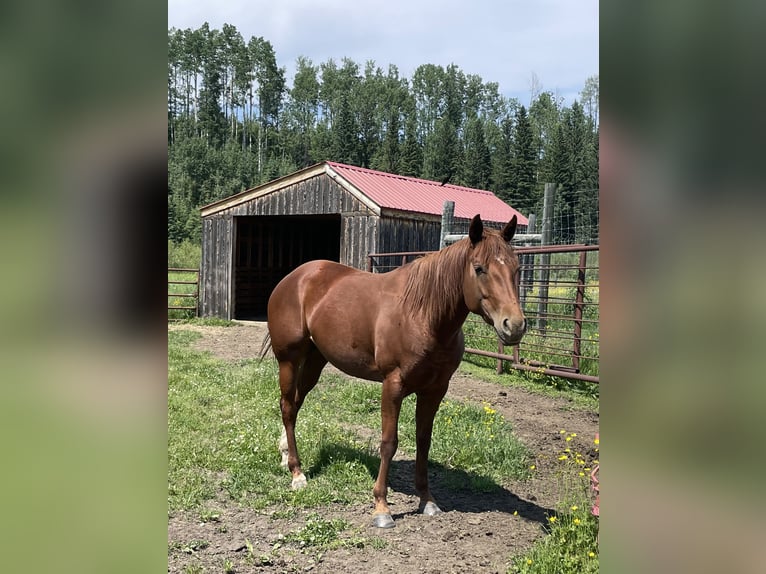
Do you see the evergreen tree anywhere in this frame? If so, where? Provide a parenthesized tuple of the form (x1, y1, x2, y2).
(399, 100, 423, 177)
(529, 91, 562, 189)
(509, 105, 538, 215)
(424, 117, 460, 183)
(331, 93, 357, 164)
(550, 101, 595, 243)
(461, 117, 491, 189)
(491, 116, 514, 202)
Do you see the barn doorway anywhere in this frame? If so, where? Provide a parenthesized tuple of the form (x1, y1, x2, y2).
(233, 215, 341, 319)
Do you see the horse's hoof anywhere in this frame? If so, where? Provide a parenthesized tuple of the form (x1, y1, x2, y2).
(291, 473, 307, 490)
(371, 513, 396, 529)
(421, 501, 443, 516)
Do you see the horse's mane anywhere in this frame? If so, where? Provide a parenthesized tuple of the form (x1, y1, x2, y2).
(400, 231, 510, 331)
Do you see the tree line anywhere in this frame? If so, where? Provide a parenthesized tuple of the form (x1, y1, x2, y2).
(168, 23, 599, 244)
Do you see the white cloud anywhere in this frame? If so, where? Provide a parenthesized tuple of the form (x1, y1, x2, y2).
(168, 0, 598, 105)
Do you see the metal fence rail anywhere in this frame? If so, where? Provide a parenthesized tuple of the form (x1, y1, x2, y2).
(168, 267, 199, 319)
(367, 245, 599, 383)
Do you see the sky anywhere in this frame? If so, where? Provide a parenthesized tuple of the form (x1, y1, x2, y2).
(168, 0, 598, 107)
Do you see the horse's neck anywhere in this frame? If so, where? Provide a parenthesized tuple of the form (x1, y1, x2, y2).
(436, 247, 474, 338)
(400, 245, 470, 339)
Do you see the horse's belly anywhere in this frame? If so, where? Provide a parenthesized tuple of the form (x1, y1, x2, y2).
(333, 359, 384, 382)
(312, 340, 383, 381)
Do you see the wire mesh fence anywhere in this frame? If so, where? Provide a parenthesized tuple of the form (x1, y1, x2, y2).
(447, 187, 599, 247)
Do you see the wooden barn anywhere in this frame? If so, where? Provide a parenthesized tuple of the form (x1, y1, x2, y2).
(199, 161, 528, 319)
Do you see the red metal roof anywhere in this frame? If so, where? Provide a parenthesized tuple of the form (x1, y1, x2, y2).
(327, 162, 528, 225)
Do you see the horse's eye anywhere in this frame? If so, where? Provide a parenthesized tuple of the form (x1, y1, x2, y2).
(474, 264, 485, 275)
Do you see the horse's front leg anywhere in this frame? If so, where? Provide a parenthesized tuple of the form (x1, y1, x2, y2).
(372, 374, 404, 528)
(415, 385, 449, 516)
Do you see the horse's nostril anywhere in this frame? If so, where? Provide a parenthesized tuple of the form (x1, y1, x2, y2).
(503, 317, 526, 334)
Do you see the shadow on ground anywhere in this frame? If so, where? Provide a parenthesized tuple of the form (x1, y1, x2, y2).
(307, 443, 554, 526)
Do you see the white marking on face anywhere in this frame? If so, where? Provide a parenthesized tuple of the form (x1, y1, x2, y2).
(495, 257, 506, 265)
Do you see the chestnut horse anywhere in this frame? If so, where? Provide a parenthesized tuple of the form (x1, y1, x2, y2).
(264, 214, 526, 528)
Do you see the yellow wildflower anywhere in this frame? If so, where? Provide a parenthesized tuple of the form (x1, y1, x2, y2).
(548, 516, 557, 523)
(574, 518, 581, 525)
(589, 552, 596, 558)
(594, 437, 600, 446)
(527, 559, 533, 565)
(558, 455, 568, 461)
(529, 465, 536, 470)
(570, 505, 578, 511)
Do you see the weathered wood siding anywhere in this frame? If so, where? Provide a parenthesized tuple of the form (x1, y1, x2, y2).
(377, 216, 442, 254)
(340, 214, 379, 269)
(200, 215, 233, 319)
(211, 174, 372, 219)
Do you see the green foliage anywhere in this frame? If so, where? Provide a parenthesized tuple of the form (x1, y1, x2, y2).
(282, 513, 351, 548)
(168, 23, 599, 242)
(509, 433, 599, 573)
(168, 239, 201, 269)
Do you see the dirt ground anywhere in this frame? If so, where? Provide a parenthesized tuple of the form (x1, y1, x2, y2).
(168, 322, 599, 573)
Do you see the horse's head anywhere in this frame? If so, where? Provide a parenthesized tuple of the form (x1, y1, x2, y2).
(463, 214, 527, 346)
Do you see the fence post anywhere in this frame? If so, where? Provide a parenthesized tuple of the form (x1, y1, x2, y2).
(537, 183, 555, 333)
(521, 212, 536, 304)
(440, 201, 455, 249)
(572, 250, 587, 373)
(196, 266, 201, 317)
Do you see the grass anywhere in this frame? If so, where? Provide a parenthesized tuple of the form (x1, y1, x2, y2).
(168, 330, 532, 516)
(509, 432, 600, 573)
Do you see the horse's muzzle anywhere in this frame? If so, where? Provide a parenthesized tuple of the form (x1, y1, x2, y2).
(498, 316, 526, 346)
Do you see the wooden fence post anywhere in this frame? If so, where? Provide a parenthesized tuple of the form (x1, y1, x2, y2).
(440, 200, 455, 249)
(537, 183, 555, 334)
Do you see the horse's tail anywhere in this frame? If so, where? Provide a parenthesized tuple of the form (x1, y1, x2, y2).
(258, 331, 273, 361)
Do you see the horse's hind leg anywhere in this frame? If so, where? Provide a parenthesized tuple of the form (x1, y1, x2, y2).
(278, 343, 327, 490)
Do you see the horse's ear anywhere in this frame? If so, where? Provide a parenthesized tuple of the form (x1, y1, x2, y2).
(502, 215, 517, 243)
(469, 214, 484, 244)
